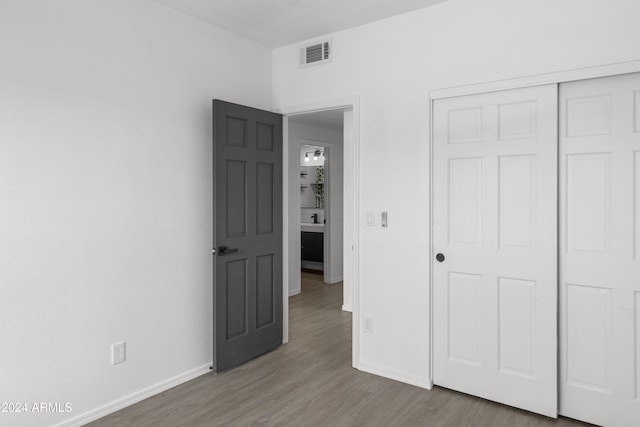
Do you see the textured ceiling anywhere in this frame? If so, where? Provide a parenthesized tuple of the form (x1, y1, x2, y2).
(153, 0, 450, 47)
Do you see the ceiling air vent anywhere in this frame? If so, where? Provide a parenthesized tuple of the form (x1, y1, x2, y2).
(299, 39, 331, 67)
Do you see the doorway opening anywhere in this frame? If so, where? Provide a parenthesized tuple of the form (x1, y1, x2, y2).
(282, 101, 359, 367)
(290, 111, 342, 288)
(299, 143, 327, 276)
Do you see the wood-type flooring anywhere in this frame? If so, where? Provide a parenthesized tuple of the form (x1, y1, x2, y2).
(89, 272, 592, 427)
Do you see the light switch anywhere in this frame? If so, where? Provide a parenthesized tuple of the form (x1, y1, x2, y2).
(366, 211, 375, 227)
(381, 211, 388, 228)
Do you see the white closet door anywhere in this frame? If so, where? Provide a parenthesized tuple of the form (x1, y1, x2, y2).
(559, 73, 640, 427)
(433, 84, 558, 417)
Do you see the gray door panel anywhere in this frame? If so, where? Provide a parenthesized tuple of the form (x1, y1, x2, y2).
(213, 100, 283, 372)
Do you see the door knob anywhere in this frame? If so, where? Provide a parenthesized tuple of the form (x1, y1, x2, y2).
(218, 246, 239, 256)
(436, 253, 445, 263)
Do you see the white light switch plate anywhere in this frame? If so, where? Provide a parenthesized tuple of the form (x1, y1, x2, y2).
(366, 211, 375, 227)
(363, 317, 373, 333)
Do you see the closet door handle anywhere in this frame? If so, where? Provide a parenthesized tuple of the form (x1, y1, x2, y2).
(436, 253, 445, 263)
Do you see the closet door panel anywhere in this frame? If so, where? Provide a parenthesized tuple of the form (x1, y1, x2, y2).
(560, 72, 640, 427)
(433, 84, 558, 417)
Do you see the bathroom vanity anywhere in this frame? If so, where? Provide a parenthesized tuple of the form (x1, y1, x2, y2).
(301, 224, 324, 265)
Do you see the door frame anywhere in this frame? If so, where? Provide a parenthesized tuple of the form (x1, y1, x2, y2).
(428, 58, 640, 385)
(279, 96, 360, 368)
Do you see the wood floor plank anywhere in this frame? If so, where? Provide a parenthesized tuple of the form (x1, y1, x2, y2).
(87, 272, 592, 427)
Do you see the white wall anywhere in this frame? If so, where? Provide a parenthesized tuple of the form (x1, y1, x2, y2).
(0, 1, 272, 426)
(286, 120, 343, 295)
(273, 0, 640, 387)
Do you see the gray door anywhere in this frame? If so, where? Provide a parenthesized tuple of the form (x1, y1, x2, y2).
(212, 100, 283, 372)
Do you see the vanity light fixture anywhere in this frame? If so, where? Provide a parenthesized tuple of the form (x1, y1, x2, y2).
(304, 148, 324, 162)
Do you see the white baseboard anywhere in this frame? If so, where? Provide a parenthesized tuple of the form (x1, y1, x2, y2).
(288, 289, 301, 297)
(54, 363, 212, 427)
(341, 304, 352, 312)
(327, 275, 343, 284)
(301, 261, 323, 270)
(356, 360, 432, 390)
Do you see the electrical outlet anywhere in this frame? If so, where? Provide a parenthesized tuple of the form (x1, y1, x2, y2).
(111, 341, 126, 365)
(363, 317, 373, 334)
